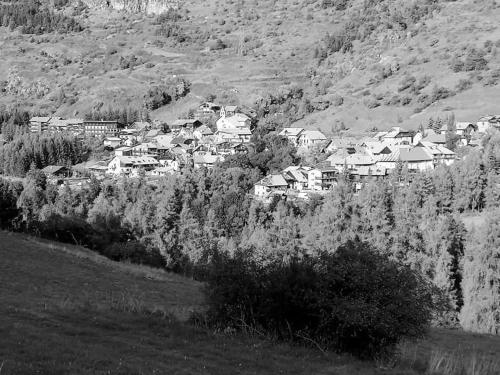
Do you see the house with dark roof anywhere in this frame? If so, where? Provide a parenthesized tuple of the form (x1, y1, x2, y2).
(41, 165, 70, 179)
(254, 174, 289, 197)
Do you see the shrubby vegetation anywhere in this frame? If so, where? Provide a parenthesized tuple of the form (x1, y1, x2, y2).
(315, 0, 441, 61)
(205, 241, 436, 357)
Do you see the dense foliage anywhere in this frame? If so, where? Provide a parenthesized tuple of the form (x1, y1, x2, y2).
(0, 133, 86, 177)
(0, 0, 82, 34)
(205, 240, 436, 357)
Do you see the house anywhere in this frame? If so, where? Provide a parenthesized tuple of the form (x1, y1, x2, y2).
(198, 102, 221, 115)
(144, 128, 162, 141)
(107, 155, 159, 175)
(41, 165, 70, 179)
(399, 147, 434, 171)
(220, 105, 239, 117)
(114, 146, 133, 157)
(84, 120, 124, 136)
(193, 125, 214, 140)
(46, 118, 84, 134)
(193, 152, 224, 169)
(421, 129, 447, 145)
(254, 174, 288, 198)
(321, 137, 357, 154)
(350, 166, 388, 191)
(151, 166, 176, 177)
(131, 143, 158, 156)
(380, 127, 414, 145)
(169, 119, 202, 131)
(103, 137, 122, 149)
(308, 162, 339, 191)
(279, 128, 304, 146)
(216, 112, 251, 130)
(416, 142, 456, 166)
(360, 141, 393, 156)
(282, 166, 311, 191)
(477, 115, 500, 133)
(216, 128, 252, 144)
(30, 116, 52, 133)
(297, 130, 327, 149)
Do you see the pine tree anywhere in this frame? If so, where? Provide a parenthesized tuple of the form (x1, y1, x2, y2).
(460, 209, 500, 334)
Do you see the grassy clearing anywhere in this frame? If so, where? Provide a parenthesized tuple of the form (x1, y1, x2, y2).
(0, 230, 499, 374)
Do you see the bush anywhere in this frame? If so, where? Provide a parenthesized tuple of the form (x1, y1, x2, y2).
(204, 241, 436, 358)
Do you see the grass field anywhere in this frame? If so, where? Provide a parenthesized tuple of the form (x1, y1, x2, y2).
(1, 230, 499, 374)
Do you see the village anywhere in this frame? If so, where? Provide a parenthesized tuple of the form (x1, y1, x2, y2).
(26, 106, 500, 202)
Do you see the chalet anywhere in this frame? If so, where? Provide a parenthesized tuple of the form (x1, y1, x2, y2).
(297, 130, 327, 149)
(46, 118, 84, 135)
(193, 125, 214, 139)
(193, 152, 224, 169)
(41, 165, 70, 179)
(216, 112, 251, 130)
(254, 174, 288, 198)
(399, 147, 434, 171)
(380, 127, 414, 145)
(321, 137, 357, 154)
(421, 130, 446, 145)
(279, 128, 304, 146)
(360, 141, 393, 156)
(30, 116, 52, 133)
(84, 120, 124, 136)
(107, 155, 159, 175)
(308, 162, 339, 191)
(131, 143, 158, 156)
(169, 119, 202, 131)
(282, 166, 311, 191)
(216, 128, 252, 144)
(416, 142, 456, 166)
(350, 166, 388, 191)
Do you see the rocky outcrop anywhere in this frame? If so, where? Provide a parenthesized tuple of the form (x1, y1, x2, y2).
(81, 0, 180, 15)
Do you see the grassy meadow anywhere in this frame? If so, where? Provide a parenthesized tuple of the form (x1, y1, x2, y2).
(0, 230, 499, 374)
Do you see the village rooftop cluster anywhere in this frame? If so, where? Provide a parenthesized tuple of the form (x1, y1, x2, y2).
(28, 106, 500, 202)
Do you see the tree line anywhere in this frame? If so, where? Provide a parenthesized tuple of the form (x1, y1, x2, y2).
(0, 0, 82, 34)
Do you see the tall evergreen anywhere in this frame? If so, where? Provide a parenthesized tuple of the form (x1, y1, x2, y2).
(460, 209, 500, 334)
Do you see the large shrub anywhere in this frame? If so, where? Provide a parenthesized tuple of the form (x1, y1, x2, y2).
(204, 241, 436, 358)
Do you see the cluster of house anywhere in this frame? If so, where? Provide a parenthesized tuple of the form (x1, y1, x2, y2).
(31, 106, 500, 196)
(254, 120, 490, 202)
(80, 104, 255, 177)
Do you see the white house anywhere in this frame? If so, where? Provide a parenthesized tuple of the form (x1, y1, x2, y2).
(216, 112, 251, 130)
(107, 156, 159, 176)
(399, 147, 434, 172)
(282, 166, 311, 191)
(477, 115, 500, 133)
(216, 128, 252, 144)
(307, 162, 339, 191)
(193, 152, 224, 169)
(298, 130, 327, 149)
(254, 174, 288, 198)
(416, 142, 456, 166)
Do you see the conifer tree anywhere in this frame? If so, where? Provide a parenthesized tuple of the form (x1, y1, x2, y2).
(460, 209, 500, 334)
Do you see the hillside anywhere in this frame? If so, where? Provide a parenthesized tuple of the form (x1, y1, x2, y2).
(1, 0, 499, 132)
(1, 230, 500, 374)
